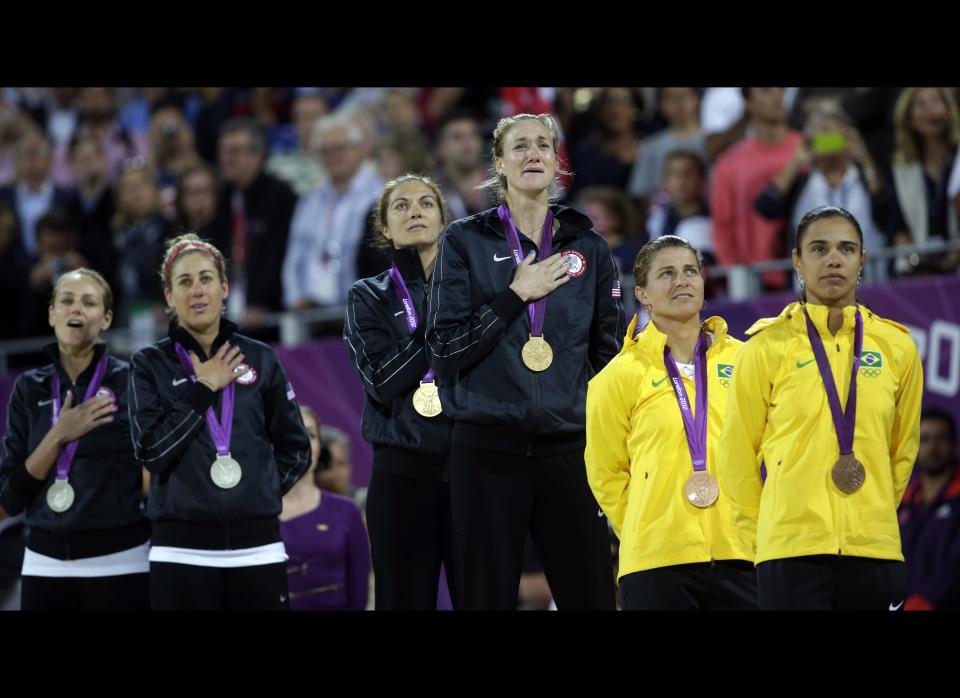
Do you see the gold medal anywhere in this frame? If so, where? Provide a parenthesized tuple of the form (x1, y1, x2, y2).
(521, 335, 553, 371)
(683, 471, 720, 508)
(412, 381, 442, 418)
(832, 453, 866, 494)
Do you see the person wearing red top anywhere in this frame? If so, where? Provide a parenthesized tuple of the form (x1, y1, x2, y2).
(709, 88, 801, 289)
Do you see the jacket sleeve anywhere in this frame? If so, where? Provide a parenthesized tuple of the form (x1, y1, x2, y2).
(589, 244, 626, 374)
(0, 376, 45, 516)
(717, 337, 773, 542)
(584, 360, 632, 539)
(281, 197, 311, 308)
(343, 284, 431, 404)
(425, 228, 527, 379)
(263, 351, 311, 497)
(127, 350, 213, 474)
(889, 339, 924, 506)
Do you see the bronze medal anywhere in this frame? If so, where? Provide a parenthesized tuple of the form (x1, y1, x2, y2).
(521, 335, 553, 372)
(412, 381, 443, 418)
(832, 453, 866, 494)
(684, 471, 720, 508)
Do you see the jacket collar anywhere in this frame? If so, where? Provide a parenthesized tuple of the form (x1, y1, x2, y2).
(623, 314, 729, 361)
(390, 246, 427, 283)
(167, 317, 238, 361)
(481, 203, 595, 244)
(745, 301, 882, 338)
(43, 341, 108, 385)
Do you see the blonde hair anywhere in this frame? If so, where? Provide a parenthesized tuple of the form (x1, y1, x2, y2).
(51, 268, 113, 313)
(893, 87, 960, 164)
(159, 233, 227, 290)
(477, 113, 571, 203)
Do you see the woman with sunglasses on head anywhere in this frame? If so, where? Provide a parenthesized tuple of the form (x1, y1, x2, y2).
(129, 233, 310, 610)
(718, 205, 924, 610)
(0, 269, 149, 609)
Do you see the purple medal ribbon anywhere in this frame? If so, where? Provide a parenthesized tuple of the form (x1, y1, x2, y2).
(50, 355, 110, 480)
(497, 203, 555, 339)
(174, 342, 235, 457)
(663, 333, 709, 472)
(388, 264, 435, 385)
(803, 307, 863, 456)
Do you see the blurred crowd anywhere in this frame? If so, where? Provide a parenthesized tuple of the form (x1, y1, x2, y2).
(1, 86, 959, 345)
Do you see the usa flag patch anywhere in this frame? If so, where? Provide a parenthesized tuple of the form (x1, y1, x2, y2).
(286, 382, 297, 401)
(612, 279, 621, 298)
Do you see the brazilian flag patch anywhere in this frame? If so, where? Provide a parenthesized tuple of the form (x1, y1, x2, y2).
(861, 351, 883, 368)
(860, 350, 883, 378)
(717, 364, 735, 379)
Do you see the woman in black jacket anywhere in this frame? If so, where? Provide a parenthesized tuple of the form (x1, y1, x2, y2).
(128, 233, 310, 610)
(343, 174, 455, 609)
(426, 113, 625, 610)
(0, 268, 150, 609)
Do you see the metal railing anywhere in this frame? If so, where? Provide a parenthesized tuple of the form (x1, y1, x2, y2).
(2, 239, 959, 373)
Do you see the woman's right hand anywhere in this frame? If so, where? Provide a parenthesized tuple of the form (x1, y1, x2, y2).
(190, 342, 245, 391)
(53, 390, 117, 444)
(509, 251, 571, 302)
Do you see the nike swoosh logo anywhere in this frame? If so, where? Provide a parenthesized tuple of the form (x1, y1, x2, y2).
(38, 399, 53, 406)
(172, 378, 189, 387)
(796, 359, 815, 369)
(493, 254, 512, 262)
(652, 376, 668, 388)
(394, 310, 405, 316)
(597, 509, 605, 518)
(889, 600, 904, 611)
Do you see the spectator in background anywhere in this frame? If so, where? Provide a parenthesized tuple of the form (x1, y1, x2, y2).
(710, 87, 801, 289)
(283, 111, 383, 309)
(899, 407, 960, 611)
(174, 162, 219, 239)
(379, 88, 423, 137)
(111, 161, 170, 326)
(0, 128, 77, 263)
(19, 211, 88, 338)
(193, 88, 240, 165)
(701, 87, 749, 164)
(0, 101, 31, 187)
(314, 426, 356, 500)
(52, 88, 149, 187)
(119, 88, 202, 138)
(628, 88, 706, 203)
(433, 109, 492, 221)
(69, 134, 116, 288)
(354, 132, 433, 279)
(575, 185, 642, 279)
(148, 96, 202, 194)
(568, 87, 642, 197)
(887, 88, 960, 275)
(755, 105, 888, 272)
(646, 151, 715, 264)
(265, 91, 329, 196)
(280, 406, 370, 611)
(209, 117, 298, 326)
(376, 132, 431, 182)
(0, 203, 27, 339)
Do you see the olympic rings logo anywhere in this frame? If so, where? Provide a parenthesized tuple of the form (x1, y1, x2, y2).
(860, 368, 882, 378)
(719, 379, 731, 388)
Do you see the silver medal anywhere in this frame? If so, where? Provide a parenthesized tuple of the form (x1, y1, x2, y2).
(46, 479, 75, 513)
(210, 454, 242, 489)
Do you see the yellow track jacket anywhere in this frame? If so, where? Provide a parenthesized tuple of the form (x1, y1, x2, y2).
(717, 302, 923, 565)
(585, 314, 754, 579)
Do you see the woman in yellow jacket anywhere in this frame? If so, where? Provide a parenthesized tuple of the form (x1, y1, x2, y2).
(585, 235, 756, 610)
(718, 205, 923, 610)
